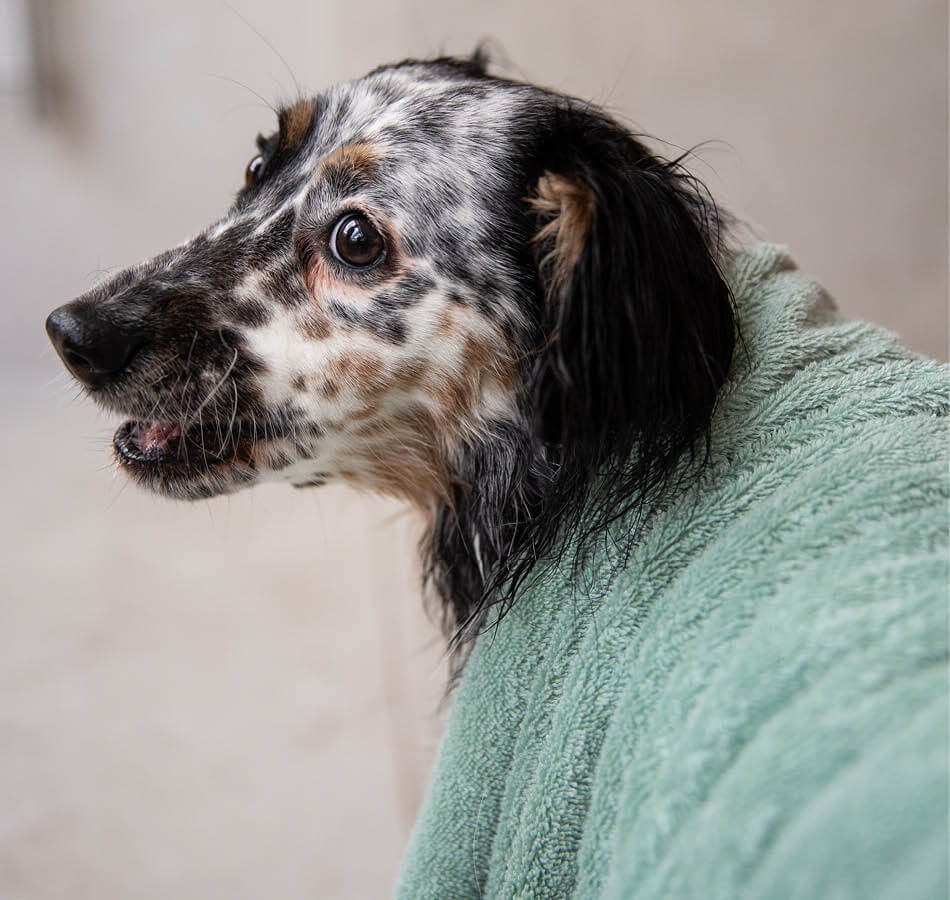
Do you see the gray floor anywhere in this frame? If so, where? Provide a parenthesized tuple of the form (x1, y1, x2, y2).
(1, 1, 946, 897)
(2, 371, 447, 897)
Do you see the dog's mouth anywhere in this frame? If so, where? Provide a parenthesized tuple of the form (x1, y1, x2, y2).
(113, 417, 286, 497)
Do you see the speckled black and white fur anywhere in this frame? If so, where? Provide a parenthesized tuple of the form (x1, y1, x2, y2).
(47, 53, 736, 653)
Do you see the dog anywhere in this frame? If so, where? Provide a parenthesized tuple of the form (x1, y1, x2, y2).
(45, 52, 735, 653)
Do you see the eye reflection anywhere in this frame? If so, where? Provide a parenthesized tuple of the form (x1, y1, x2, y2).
(330, 213, 385, 268)
(245, 154, 265, 188)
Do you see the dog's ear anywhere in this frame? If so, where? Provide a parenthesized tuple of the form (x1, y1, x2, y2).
(527, 103, 736, 478)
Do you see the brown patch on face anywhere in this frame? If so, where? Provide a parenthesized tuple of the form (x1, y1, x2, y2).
(324, 354, 356, 384)
(292, 374, 308, 392)
(321, 315, 516, 522)
(353, 355, 403, 402)
(300, 311, 332, 341)
(279, 98, 316, 149)
(426, 329, 512, 425)
(437, 308, 457, 335)
(461, 334, 492, 374)
(439, 378, 472, 425)
(352, 354, 386, 390)
(392, 357, 427, 389)
(317, 142, 379, 181)
(348, 405, 377, 422)
(346, 329, 515, 514)
(353, 418, 388, 438)
(339, 353, 434, 409)
(529, 172, 595, 293)
(322, 352, 395, 407)
(345, 405, 454, 515)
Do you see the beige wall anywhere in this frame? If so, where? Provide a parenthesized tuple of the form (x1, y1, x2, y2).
(1, 2, 946, 897)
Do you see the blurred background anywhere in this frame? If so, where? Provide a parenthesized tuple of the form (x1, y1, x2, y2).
(1, 0, 946, 896)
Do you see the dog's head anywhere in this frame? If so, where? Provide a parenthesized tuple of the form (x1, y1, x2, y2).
(47, 54, 735, 638)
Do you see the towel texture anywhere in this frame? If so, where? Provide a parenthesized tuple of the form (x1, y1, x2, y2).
(396, 243, 949, 899)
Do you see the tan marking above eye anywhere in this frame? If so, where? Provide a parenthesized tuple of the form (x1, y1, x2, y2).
(317, 142, 379, 180)
(279, 98, 316, 149)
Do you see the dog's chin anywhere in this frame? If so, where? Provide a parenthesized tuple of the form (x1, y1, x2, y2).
(112, 419, 262, 500)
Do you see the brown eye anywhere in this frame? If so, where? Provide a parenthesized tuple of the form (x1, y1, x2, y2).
(245, 153, 265, 188)
(330, 213, 385, 268)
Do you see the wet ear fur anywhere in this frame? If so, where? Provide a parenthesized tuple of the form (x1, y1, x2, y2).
(528, 104, 736, 475)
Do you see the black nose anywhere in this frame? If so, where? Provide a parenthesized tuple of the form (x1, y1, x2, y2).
(46, 301, 147, 389)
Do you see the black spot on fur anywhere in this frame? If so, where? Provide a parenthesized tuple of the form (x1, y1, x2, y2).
(246, 210, 297, 268)
(269, 450, 295, 470)
(327, 299, 358, 326)
(327, 298, 408, 344)
(372, 272, 435, 309)
(262, 262, 308, 309)
(230, 298, 271, 327)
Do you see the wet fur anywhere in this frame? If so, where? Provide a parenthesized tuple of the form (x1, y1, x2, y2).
(51, 53, 737, 663)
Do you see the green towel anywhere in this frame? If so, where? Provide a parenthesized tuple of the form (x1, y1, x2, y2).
(396, 243, 949, 899)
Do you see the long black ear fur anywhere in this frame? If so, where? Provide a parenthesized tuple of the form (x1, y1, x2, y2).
(428, 99, 737, 655)
(530, 103, 735, 474)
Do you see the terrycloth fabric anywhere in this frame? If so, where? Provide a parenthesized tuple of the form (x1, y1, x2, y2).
(396, 243, 949, 900)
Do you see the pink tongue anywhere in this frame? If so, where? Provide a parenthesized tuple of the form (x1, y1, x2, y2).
(140, 421, 183, 452)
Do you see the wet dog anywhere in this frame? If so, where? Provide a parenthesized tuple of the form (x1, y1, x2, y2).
(46, 53, 735, 649)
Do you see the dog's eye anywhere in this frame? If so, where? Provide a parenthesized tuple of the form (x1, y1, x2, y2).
(245, 154, 266, 188)
(330, 213, 385, 268)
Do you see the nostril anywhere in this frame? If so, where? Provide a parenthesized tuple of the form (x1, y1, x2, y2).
(63, 346, 94, 371)
(46, 302, 148, 389)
